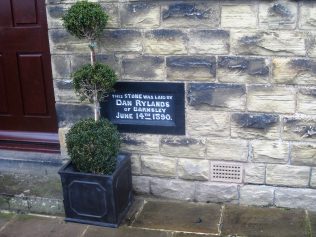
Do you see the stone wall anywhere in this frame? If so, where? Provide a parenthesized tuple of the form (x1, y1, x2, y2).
(47, 0, 316, 211)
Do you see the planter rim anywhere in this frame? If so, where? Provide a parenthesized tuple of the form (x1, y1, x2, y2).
(58, 153, 130, 178)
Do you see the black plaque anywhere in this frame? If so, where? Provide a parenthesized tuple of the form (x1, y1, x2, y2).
(100, 82, 185, 135)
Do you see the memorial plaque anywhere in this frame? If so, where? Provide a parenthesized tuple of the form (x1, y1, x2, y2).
(100, 82, 185, 135)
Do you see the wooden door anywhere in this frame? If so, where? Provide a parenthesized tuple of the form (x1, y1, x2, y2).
(0, 0, 59, 152)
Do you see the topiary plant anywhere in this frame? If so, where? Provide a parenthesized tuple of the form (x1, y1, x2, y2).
(66, 118, 121, 175)
(62, 1, 120, 174)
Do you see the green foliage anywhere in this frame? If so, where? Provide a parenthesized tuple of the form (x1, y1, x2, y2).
(66, 118, 121, 175)
(72, 62, 117, 103)
(62, 1, 108, 40)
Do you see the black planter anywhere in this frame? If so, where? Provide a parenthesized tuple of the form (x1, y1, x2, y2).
(58, 154, 133, 228)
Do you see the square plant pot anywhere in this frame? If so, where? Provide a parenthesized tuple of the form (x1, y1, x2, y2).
(58, 154, 133, 228)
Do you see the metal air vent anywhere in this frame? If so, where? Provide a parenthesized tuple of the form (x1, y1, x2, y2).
(210, 161, 243, 183)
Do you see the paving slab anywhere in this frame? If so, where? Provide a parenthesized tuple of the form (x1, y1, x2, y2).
(221, 205, 308, 237)
(0, 212, 15, 229)
(173, 232, 218, 237)
(0, 215, 86, 237)
(132, 200, 221, 234)
(84, 226, 173, 237)
(309, 211, 316, 236)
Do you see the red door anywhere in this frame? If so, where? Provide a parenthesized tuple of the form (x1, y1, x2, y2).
(0, 0, 59, 152)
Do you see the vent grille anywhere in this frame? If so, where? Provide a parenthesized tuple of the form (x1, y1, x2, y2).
(210, 161, 243, 183)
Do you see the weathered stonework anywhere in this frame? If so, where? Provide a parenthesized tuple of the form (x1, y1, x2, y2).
(46, 5, 67, 29)
(266, 164, 310, 187)
(150, 178, 195, 201)
(206, 139, 248, 162)
(144, 30, 187, 55)
(122, 55, 165, 81)
(217, 56, 270, 84)
(51, 55, 71, 79)
(231, 113, 280, 140)
(120, 134, 160, 155)
(259, 1, 297, 29)
(53, 80, 79, 103)
(131, 154, 141, 175)
(187, 110, 230, 137)
(282, 116, 316, 141)
(141, 156, 176, 177)
(101, 3, 120, 28)
(291, 143, 316, 166)
(177, 159, 209, 181)
(188, 83, 246, 111)
(221, 4, 257, 28)
(275, 187, 316, 211)
(195, 183, 238, 203)
(244, 163, 266, 184)
(160, 137, 206, 158)
(132, 176, 150, 194)
(161, 2, 220, 28)
(231, 30, 306, 56)
(247, 85, 296, 113)
(251, 140, 289, 164)
(311, 168, 316, 187)
(272, 58, 316, 85)
(188, 30, 230, 55)
(120, 3, 160, 28)
(99, 29, 142, 53)
(297, 89, 316, 115)
(166, 56, 216, 81)
(240, 185, 275, 206)
(299, 2, 316, 30)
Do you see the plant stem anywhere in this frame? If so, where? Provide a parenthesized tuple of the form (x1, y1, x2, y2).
(89, 40, 96, 66)
(94, 94, 100, 122)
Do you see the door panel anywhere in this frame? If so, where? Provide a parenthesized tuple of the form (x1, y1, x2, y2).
(0, 0, 58, 133)
(17, 54, 48, 115)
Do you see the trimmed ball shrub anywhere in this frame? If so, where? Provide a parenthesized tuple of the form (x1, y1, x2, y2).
(66, 118, 121, 175)
(72, 62, 117, 103)
(62, 1, 108, 40)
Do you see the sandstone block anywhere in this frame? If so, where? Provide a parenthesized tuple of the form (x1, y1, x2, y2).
(273, 58, 316, 85)
(58, 127, 69, 158)
(259, 1, 297, 29)
(266, 164, 310, 187)
(121, 134, 160, 155)
(161, 2, 220, 28)
(99, 30, 142, 53)
(282, 116, 316, 141)
(122, 55, 164, 81)
(55, 103, 93, 128)
(141, 156, 177, 177)
(247, 85, 296, 113)
(275, 187, 316, 211)
(291, 143, 316, 166)
(51, 55, 71, 79)
(297, 89, 316, 115)
(311, 168, 316, 187)
(46, 5, 66, 29)
(240, 185, 275, 206)
(299, 2, 316, 30)
(231, 113, 280, 140)
(244, 163, 266, 184)
(120, 3, 160, 28)
(49, 29, 89, 54)
(131, 154, 141, 175)
(252, 140, 289, 164)
(132, 176, 150, 194)
(144, 30, 187, 55)
(188, 30, 230, 55)
(187, 111, 230, 137)
(231, 30, 306, 56)
(166, 56, 216, 81)
(150, 178, 195, 201)
(53, 80, 79, 103)
(306, 32, 316, 58)
(178, 159, 209, 181)
(217, 56, 270, 84)
(206, 139, 248, 162)
(188, 83, 246, 111)
(195, 182, 238, 203)
(221, 4, 257, 28)
(160, 137, 206, 158)
(99, 4, 119, 29)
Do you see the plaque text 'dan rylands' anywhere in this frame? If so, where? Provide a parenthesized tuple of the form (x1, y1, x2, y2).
(100, 82, 185, 135)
